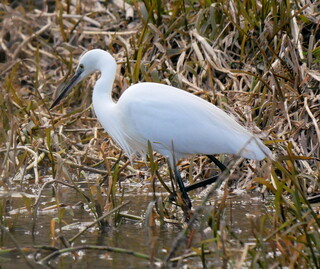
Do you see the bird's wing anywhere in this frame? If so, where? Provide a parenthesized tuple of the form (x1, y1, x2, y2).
(117, 83, 269, 160)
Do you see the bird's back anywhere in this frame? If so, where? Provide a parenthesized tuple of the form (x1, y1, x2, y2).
(115, 82, 271, 161)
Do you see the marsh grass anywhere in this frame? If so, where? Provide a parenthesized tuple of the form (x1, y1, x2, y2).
(0, 0, 319, 267)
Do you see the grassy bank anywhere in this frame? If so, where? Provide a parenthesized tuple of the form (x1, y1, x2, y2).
(0, 0, 319, 267)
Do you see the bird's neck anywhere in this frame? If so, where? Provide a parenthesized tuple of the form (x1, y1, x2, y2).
(92, 70, 116, 117)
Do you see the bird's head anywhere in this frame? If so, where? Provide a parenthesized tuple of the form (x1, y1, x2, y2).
(50, 49, 112, 109)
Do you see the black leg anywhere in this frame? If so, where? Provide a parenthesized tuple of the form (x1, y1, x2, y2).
(173, 164, 192, 209)
(185, 155, 227, 193)
(206, 155, 227, 171)
(185, 175, 219, 192)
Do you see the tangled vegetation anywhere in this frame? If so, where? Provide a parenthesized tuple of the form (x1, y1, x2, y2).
(0, 0, 319, 267)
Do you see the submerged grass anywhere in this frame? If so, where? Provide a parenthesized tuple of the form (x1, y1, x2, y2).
(0, 0, 319, 267)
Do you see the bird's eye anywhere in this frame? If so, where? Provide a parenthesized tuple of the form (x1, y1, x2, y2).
(79, 64, 84, 69)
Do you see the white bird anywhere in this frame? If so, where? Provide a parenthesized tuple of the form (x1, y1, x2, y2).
(50, 49, 271, 208)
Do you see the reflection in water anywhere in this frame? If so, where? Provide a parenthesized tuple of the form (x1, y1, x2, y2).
(1, 183, 269, 268)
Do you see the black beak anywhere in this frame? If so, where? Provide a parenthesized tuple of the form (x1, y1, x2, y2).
(50, 68, 83, 110)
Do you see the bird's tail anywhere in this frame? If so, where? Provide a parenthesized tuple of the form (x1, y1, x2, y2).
(238, 136, 272, 161)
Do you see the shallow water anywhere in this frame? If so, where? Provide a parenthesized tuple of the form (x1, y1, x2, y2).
(0, 182, 268, 268)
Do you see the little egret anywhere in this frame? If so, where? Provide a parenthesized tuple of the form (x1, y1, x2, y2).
(50, 49, 271, 208)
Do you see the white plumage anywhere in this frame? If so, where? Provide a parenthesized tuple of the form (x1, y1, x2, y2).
(51, 49, 271, 166)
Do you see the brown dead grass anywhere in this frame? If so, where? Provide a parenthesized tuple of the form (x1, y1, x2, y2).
(0, 1, 318, 190)
(0, 0, 320, 267)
